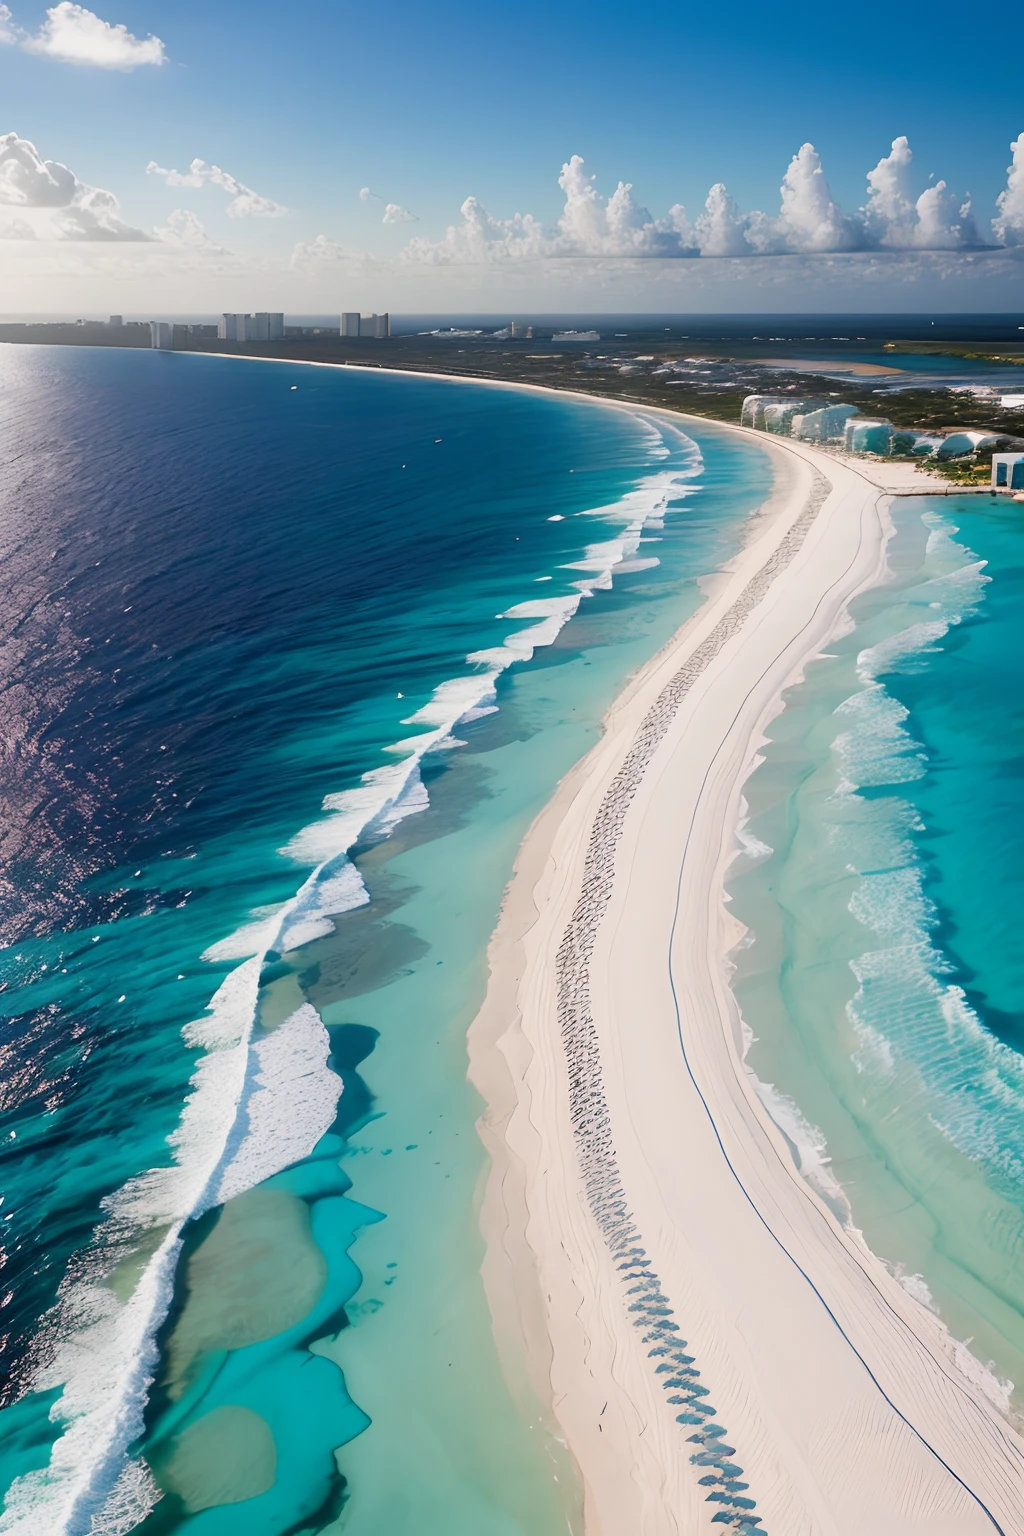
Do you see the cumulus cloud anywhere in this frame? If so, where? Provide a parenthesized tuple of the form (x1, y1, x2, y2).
(154, 208, 228, 252)
(398, 139, 1008, 266)
(0, 131, 150, 239)
(993, 134, 1024, 246)
(0, 131, 77, 206)
(361, 185, 418, 223)
(22, 3, 165, 67)
(289, 234, 387, 278)
(693, 184, 749, 257)
(775, 143, 859, 251)
(146, 157, 286, 218)
(291, 232, 348, 268)
(0, 4, 21, 43)
(862, 136, 977, 249)
(53, 184, 150, 240)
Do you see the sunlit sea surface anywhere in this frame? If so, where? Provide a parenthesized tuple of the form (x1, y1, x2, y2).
(0, 346, 771, 1535)
(731, 492, 1024, 1416)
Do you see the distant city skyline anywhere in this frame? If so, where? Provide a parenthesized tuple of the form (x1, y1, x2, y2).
(0, 0, 1021, 311)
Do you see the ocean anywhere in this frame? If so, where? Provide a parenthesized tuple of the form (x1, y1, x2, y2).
(730, 489, 1024, 1414)
(0, 345, 771, 1535)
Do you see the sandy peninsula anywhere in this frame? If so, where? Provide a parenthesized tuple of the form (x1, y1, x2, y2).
(468, 420, 1024, 1536)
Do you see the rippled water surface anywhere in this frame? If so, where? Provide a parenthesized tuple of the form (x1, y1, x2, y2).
(731, 491, 1024, 1409)
(0, 346, 770, 1534)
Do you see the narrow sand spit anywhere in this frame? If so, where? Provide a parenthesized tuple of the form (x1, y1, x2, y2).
(469, 423, 1024, 1536)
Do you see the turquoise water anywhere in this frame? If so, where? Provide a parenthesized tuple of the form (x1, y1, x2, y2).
(0, 346, 771, 1534)
(730, 491, 1024, 1410)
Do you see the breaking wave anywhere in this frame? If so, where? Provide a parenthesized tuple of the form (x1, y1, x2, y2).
(0, 416, 703, 1534)
(830, 513, 1024, 1202)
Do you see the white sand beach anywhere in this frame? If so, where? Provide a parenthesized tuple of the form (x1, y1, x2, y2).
(468, 421, 1024, 1536)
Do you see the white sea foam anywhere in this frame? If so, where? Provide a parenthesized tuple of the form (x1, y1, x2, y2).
(856, 512, 989, 686)
(737, 503, 1019, 1408)
(832, 686, 927, 790)
(0, 978, 341, 1534)
(892, 1265, 939, 1312)
(614, 556, 661, 575)
(214, 1003, 343, 1205)
(733, 796, 772, 863)
(831, 507, 1024, 1221)
(749, 1075, 850, 1216)
(2, 414, 705, 1535)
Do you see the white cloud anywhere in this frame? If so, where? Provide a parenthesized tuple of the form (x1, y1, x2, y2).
(361, 186, 418, 223)
(864, 135, 916, 237)
(993, 134, 1024, 246)
(23, 3, 165, 68)
(402, 196, 547, 265)
(154, 208, 227, 252)
(398, 141, 1004, 266)
(556, 154, 694, 255)
(0, 4, 21, 43)
(694, 184, 749, 257)
(401, 156, 695, 265)
(0, 132, 150, 239)
(863, 136, 977, 249)
(53, 184, 150, 240)
(775, 142, 858, 252)
(150, 208, 247, 273)
(291, 232, 348, 268)
(146, 158, 286, 218)
(0, 131, 77, 206)
(289, 234, 387, 279)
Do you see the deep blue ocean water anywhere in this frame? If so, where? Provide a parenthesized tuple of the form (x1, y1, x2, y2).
(0, 346, 771, 1535)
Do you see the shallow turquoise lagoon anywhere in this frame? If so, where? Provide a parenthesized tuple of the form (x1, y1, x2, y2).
(730, 491, 1024, 1413)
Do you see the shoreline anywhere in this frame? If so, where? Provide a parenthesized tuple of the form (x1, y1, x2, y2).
(465, 419, 1024, 1532)
(3, 348, 1013, 1534)
(147, 347, 981, 498)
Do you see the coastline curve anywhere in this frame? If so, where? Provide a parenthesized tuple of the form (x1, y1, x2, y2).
(468, 421, 1024, 1535)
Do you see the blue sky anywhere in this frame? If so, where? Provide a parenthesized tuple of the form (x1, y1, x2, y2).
(1, 0, 1022, 313)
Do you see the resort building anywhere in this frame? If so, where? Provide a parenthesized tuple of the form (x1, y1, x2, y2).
(992, 452, 1024, 490)
(790, 404, 859, 444)
(844, 418, 895, 455)
(340, 312, 391, 338)
(741, 395, 826, 431)
(250, 312, 285, 341)
(935, 430, 1003, 459)
(217, 312, 284, 342)
(764, 400, 827, 435)
(149, 321, 172, 350)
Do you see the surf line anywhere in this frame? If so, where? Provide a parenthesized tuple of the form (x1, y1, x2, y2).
(0, 413, 702, 1536)
(664, 591, 1010, 1534)
(555, 458, 1009, 1534)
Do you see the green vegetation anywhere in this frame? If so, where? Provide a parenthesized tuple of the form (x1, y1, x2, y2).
(2, 326, 1021, 476)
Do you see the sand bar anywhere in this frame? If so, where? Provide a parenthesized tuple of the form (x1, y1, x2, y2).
(469, 422, 1024, 1536)
(756, 357, 907, 377)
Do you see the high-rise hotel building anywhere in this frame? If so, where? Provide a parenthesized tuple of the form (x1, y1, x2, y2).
(340, 312, 390, 338)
